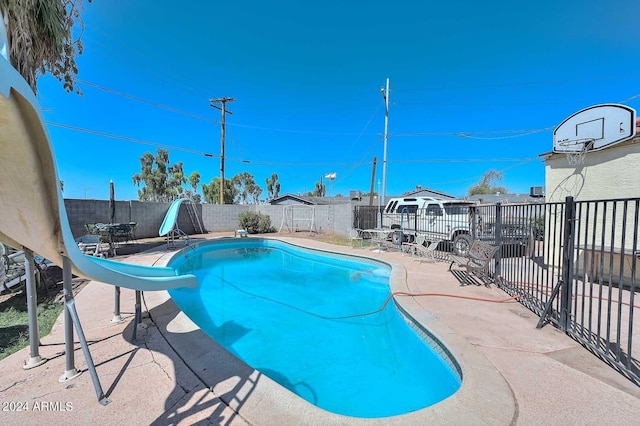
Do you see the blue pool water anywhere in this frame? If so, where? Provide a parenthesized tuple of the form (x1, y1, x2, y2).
(168, 239, 460, 418)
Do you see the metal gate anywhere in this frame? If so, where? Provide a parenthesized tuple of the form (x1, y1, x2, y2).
(353, 205, 382, 231)
(494, 197, 639, 386)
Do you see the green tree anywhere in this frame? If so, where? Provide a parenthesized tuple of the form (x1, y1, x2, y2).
(233, 172, 262, 204)
(308, 181, 325, 197)
(1, 0, 90, 94)
(265, 173, 281, 200)
(468, 169, 509, 196)
(131, 149, 189, 202)
(167, 161, 186, 198)
(202, 177, 236, 204)
(186, 171, 201, 203)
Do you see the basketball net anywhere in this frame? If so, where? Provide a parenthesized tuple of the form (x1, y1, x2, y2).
(558, 139, 594, 166)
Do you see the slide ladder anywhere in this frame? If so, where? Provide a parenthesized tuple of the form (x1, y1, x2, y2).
(186, 201, 204, 234)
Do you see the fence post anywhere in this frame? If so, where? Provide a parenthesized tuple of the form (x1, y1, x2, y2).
(470, 206, 477, 239)
(560, 196, 576, 331)
(494, 203, 502, 278)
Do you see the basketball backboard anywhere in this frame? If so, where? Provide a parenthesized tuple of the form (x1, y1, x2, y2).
(553, 104, 636, 152)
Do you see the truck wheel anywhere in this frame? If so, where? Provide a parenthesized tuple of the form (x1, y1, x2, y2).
(391, 231, 403, 246)
(452, 234, 472, 256)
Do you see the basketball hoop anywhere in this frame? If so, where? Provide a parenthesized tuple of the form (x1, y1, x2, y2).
(557, 138, 594, 165)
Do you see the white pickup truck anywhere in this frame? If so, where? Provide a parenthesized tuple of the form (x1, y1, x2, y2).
(381, 196, 528, 256)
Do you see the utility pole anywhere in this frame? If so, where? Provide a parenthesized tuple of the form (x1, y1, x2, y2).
(210, 97, 235, 204)
(381, 78, 390, 207)
(369, 156, 377, 206)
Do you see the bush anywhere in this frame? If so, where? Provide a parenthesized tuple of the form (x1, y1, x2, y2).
(238, 211, 274, 234)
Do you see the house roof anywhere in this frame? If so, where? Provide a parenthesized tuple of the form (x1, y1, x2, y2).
(270, 187, 457, 206)
(464, 193, 545, 204)
(401, 187, 456, 199)
(268, 194, 353, 205)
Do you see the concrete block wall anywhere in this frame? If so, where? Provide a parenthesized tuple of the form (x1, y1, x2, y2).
(201, 204, 254, 232)
(64, 199, 170, 238)
(129, 200, 173, 237)
(64, 199, 355, 239)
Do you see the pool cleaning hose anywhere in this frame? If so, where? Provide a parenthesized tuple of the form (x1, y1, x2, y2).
(205, 272, 521, 320)
(336, 292, 521, 320)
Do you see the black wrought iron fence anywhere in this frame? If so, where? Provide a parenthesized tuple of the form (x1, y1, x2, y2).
(496, 197, 639, 386)
(354, 197, 639, 385)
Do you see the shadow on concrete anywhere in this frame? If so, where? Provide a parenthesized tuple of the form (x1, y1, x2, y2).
(449, 269, 488, 286)
(131, 297, 260, 425)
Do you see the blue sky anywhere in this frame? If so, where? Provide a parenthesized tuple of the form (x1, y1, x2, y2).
(36, 0, 640, 201)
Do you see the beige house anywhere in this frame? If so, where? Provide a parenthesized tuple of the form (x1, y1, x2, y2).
(542, 115, 640, 284)
(544, 131, 640, 202)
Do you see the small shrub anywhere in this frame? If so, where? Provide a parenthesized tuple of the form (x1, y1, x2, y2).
(238, 212, 274, 234)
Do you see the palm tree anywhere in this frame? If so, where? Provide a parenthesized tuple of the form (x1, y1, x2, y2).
(0, 0, 88, 94)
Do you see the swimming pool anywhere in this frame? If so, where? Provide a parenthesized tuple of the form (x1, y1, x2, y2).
(168, 239, 461, 418)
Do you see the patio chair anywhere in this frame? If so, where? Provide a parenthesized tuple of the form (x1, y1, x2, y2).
(348, 228, 363, 248)
(414, 239, 441, 263)
(402, 235, 426, 255)
(403, 236, 440, 263)
(76, 235, 111, 258)
(84, 223, 99, 235)
(449, 240, 499, 286)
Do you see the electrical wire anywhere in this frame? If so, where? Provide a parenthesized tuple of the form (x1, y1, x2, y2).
(45, 121, 218, 157)
(334, 102, 384, 185)
(45, 120, 544, 167)
(76, 79, 218, 123)
(397, 73, 640, 93)
(61, 78, 560, 139)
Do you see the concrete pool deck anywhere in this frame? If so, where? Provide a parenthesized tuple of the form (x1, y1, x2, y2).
(1, 234, 639, 425)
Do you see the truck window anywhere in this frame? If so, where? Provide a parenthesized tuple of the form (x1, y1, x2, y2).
(398, 204, 419, 214)
(385, 200, 398, 213)
(443, 203, 471, 215)
(425, 204, 443, 216)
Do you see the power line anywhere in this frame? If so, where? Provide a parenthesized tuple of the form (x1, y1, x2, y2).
(393, 100, 593, 107)
(48, 120, 541, 166)
(66, 79, 389, 137)
(389, 127, 554, 139)
(66, 79, 559, 139)
(224, 121, 374, 135)
(389, 157, 540, 164)
(334, 102, 383, 185)
(45, 121, 218, 157)
(397, 73, 640, 93)
(76, 79, 218, 123)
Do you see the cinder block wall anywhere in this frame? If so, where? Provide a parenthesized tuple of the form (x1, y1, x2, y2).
(64, 199, 355, 239)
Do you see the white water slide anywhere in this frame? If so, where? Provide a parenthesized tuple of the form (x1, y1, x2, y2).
(0, 27, 197, 404)
(0, 55, 197, 292)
